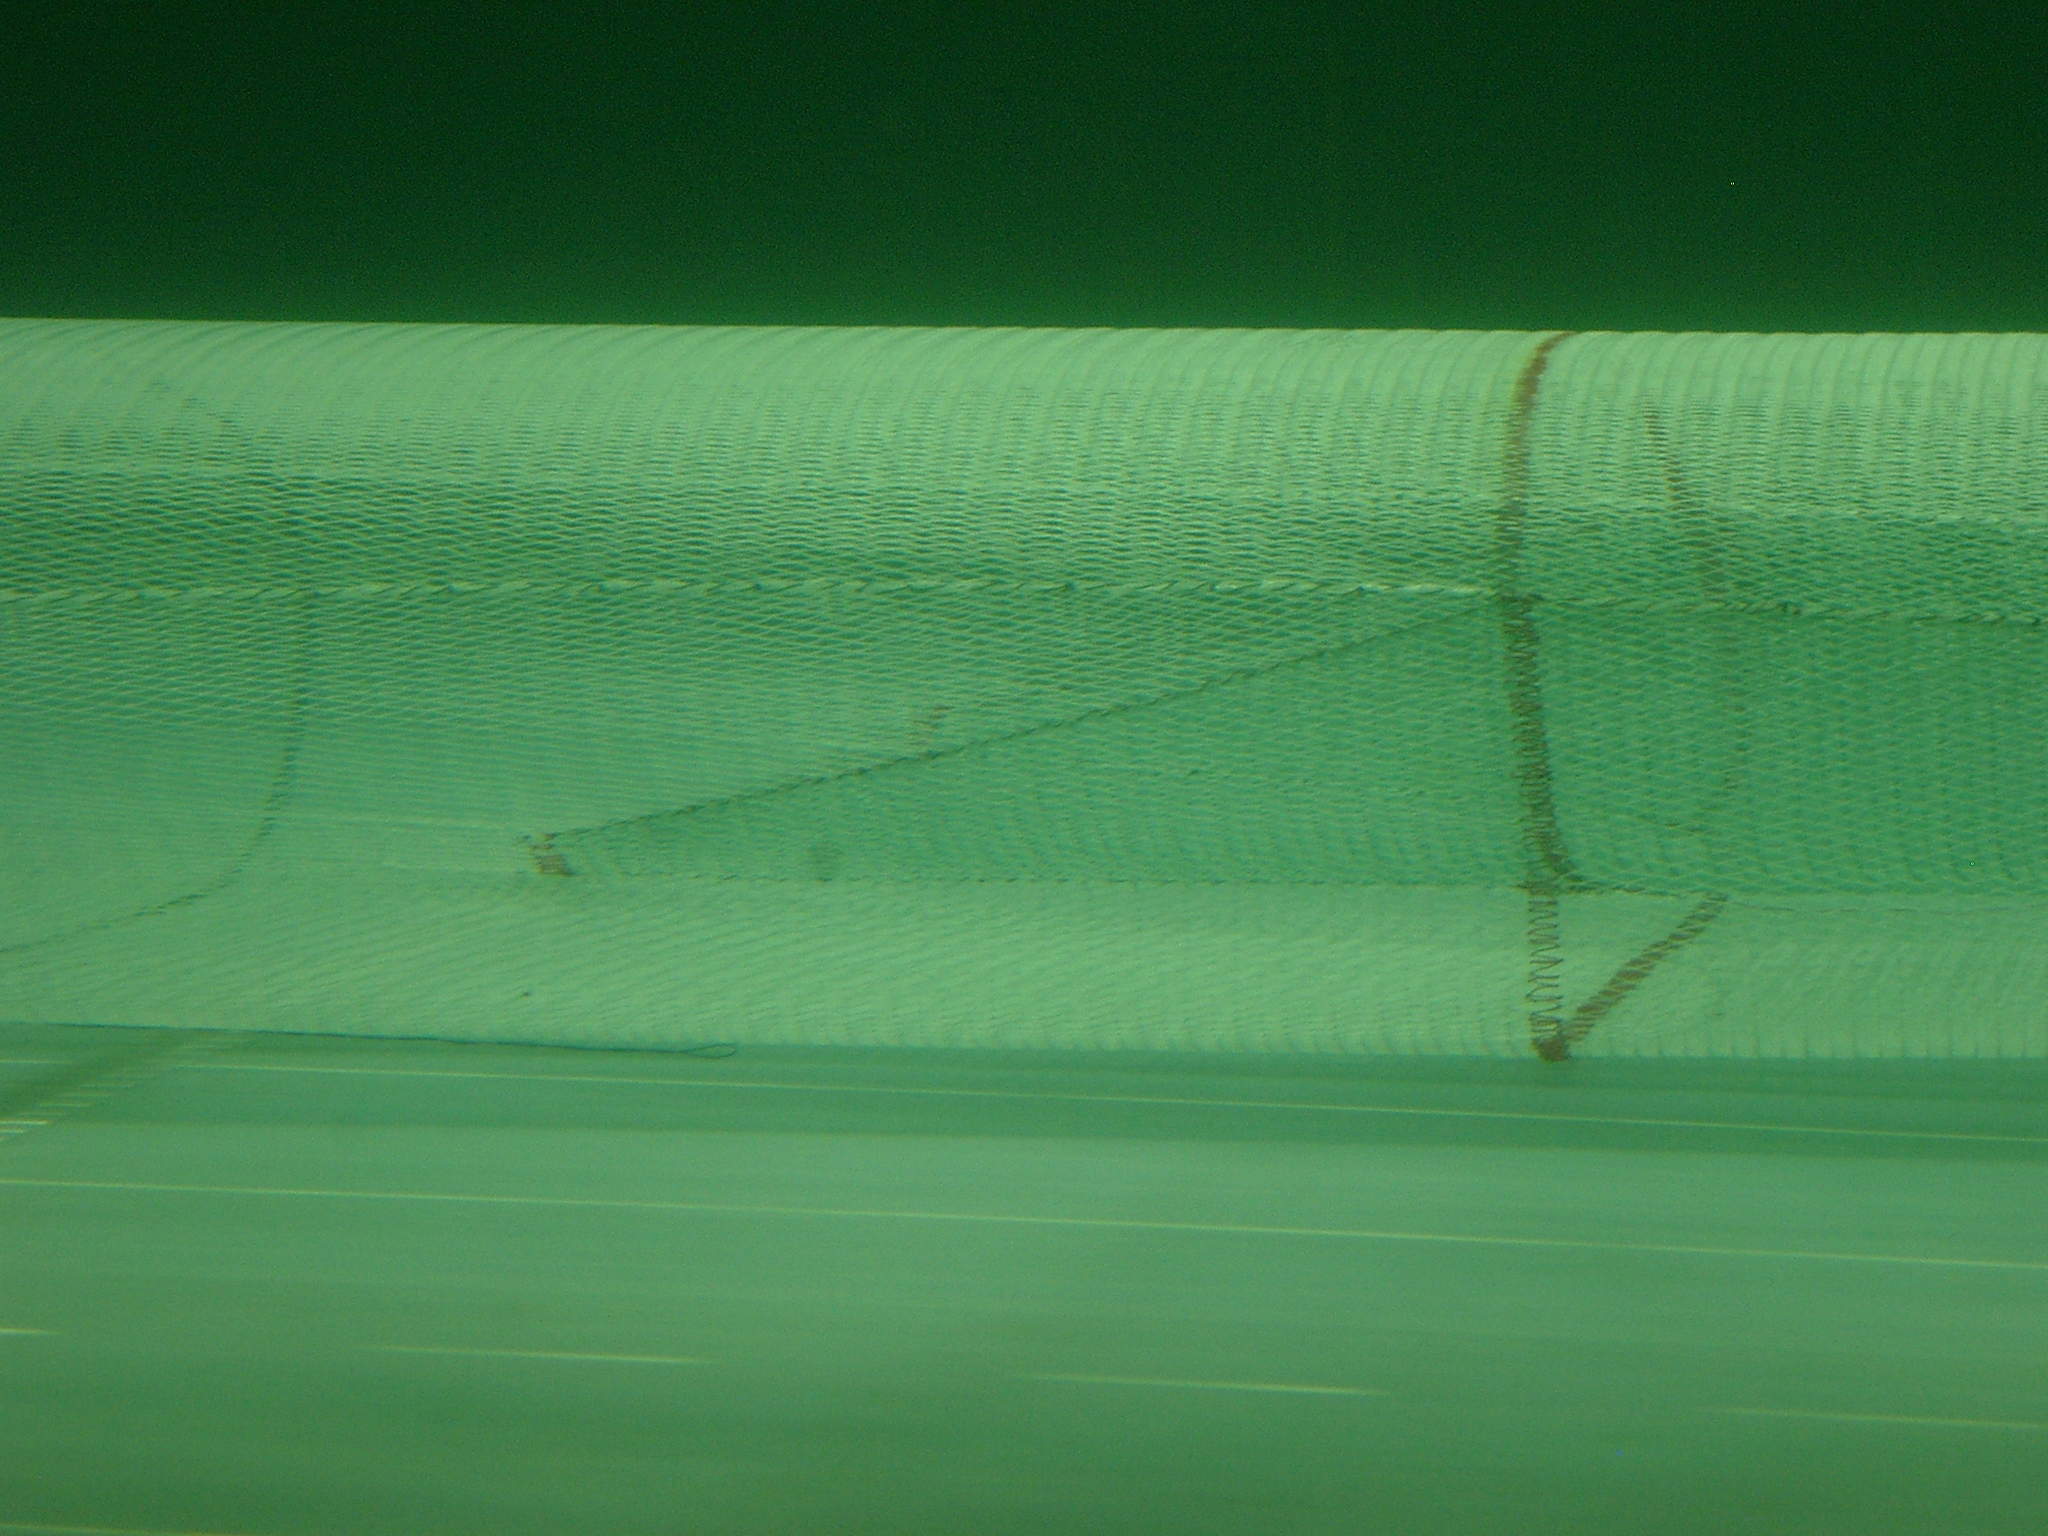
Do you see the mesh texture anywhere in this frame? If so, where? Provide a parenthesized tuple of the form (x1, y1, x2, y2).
(4, 318, 2047, 1057)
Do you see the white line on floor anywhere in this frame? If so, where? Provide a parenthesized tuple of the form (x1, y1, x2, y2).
(375, 1346, 709, 1365)
(0, 1058, 61, 1067)
(0, 1523, 261, 1536)
(1027, 1374, 1383, 1396)
(2, 1176, 2042, 1271)
(0, 1327, 52, 1336)
(1711, 1407, 2048, 1430)
(179, 1062, 2048, 1146)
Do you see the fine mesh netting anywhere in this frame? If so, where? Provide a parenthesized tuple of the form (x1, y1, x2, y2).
(3, 317, 2047, 1058)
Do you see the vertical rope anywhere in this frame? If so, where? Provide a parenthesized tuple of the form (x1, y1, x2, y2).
(1494, 332, 1580, 1059)
(1496, 333, 1581, 895)
(1517, 398, 1739, 1059)
(1523, 886, 1568, 1049)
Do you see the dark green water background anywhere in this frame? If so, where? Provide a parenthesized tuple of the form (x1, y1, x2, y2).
(3, 3, 2044, 334)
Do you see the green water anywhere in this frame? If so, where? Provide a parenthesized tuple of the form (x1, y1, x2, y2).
(5, 12, 2047, 1526)
(6, 321, 2048, 1534)
(3, 1024, 2046, 1535)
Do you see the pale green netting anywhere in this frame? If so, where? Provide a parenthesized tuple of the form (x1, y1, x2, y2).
(3, 318, 2046, 1057)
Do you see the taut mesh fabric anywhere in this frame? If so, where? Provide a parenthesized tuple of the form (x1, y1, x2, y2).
(3, 318, 2046, 1057)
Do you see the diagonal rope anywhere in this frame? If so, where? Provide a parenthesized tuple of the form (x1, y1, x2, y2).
(0, 593, 316, 959)
(538, 602, 1473, 874)
(1520, 389, 1742, 1058)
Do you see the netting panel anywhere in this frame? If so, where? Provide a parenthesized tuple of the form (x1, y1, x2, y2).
(4, 319, 2046, 1057)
